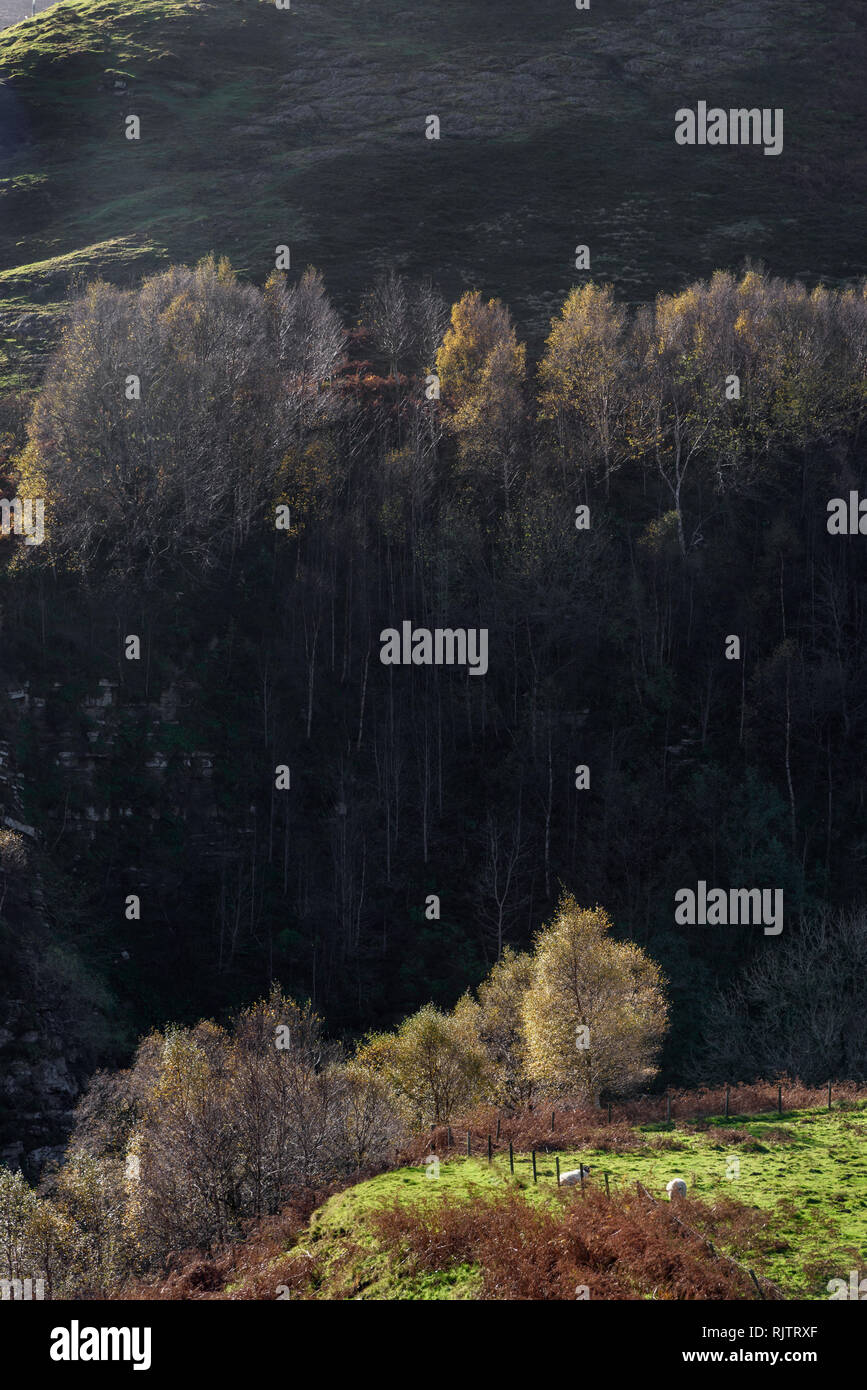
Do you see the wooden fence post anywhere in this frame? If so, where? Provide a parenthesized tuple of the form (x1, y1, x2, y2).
(532, 1150, 537, 1183)
(487, 1134, 492, 1163)
(509, 1141, 514, 1174)
(604, 1171, 610, 1198)
(466, 1130, 471, 1157)
(447, 1125, 452, 1148)
(551, 1109, 555, 1132)
(556, 1156, 561, 1186)
(778, 1084, 782, 1115)
(580, 1165, 585, 1196)
(607, 1102, 612, 1124)
(496, 1114, 501, 1140)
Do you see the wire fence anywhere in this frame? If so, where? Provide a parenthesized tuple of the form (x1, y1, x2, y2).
(407, 1078, 866, 1164)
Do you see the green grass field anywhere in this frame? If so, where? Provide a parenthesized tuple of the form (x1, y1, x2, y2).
(245, 1104, 867, 1299)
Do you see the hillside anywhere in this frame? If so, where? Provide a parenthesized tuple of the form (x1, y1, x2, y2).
(1, 0, 866, 1209)
(1, 0, 866, 385)
(127, 1100, 867, 1300)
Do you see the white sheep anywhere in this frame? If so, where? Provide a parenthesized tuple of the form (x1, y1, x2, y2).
(559, 1164, 591, 1186)
(666, 1178, 688, 1200)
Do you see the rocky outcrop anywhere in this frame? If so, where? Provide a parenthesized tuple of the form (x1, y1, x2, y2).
(0, 673, 219, 1174)
(0, 998, 78, 1175)
(0, 730, 78, 1175)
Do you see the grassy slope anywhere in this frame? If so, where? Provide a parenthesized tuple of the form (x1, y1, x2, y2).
(240, 1104, 867, 1299)
(0, 0, 865, 386)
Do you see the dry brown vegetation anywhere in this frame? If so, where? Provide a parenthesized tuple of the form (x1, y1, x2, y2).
(367, 1185, 781, 1301)
(116, 1181, 339, 1301)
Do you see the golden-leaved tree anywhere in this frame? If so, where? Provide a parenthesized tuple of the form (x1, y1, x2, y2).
(538, 282, 639, 496)
(520, 893, 669, 1104)
(435, 289, 526, 509)
(355, 997, 489, 1125)
(472, 946, 535, 1109)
